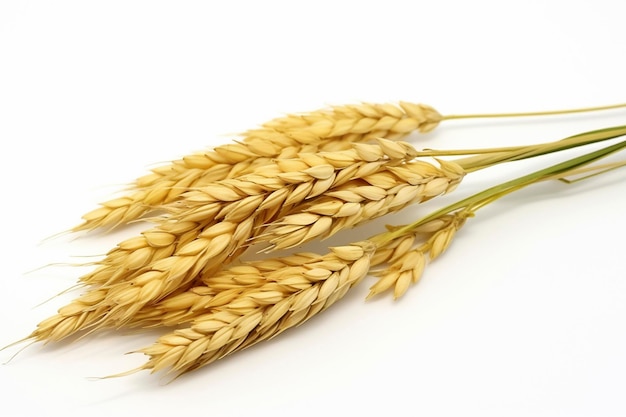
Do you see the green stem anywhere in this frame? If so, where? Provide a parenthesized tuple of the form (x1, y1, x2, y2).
(453, 125, 626, 172)
(371, 139, 626, 248)
(556, 161, 626, 184)
(441, 102, 626, 121)
(408, 125, 626, 160)
(413, 145, 529, 157)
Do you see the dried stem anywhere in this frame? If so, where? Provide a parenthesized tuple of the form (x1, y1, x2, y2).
(442, 102, 626, 121)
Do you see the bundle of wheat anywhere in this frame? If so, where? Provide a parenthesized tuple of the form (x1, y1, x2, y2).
(8, 101, 625, 379)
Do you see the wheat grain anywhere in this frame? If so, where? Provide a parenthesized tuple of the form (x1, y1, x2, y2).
(79, 219, 211, 287)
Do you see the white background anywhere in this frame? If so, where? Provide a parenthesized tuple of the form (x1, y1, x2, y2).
(1, 1, 625, 416)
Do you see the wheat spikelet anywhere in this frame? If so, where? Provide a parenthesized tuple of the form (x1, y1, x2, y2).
(78, 218, 211, 287)
(258, 101, 441, 142)
(256, 159, 465, 251)
(130, 243, 374, 376)
(128, 250, 351, 328)
(74, 102, 441, 232)
(27, 289, 109, 343)
(367, 211, 469, 299)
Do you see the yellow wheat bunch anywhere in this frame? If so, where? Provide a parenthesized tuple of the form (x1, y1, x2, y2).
(14, 103, 626, 382)
(30, 142, 430, 342)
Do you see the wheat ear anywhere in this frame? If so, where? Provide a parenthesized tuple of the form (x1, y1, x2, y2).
(167, 139, 419, 219)
(127, 250, 358, 328)
(73, 102, 626, 233)
(255, 159, 465, 251)
(74, 102, 441, 232)
(130, 243, 374, 376)
(367, 211, 469, 299)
